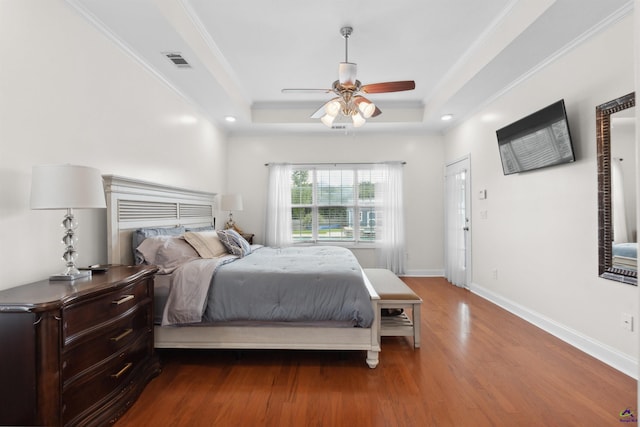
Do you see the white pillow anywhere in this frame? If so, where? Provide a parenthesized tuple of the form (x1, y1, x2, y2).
(183, 231, 228, 258)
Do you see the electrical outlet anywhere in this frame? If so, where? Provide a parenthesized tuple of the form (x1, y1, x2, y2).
(491, 269, 498, 280)
(622, 313, 634, 332)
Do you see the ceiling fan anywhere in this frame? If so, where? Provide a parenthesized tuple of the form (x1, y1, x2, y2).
(282, 26, 416, 128)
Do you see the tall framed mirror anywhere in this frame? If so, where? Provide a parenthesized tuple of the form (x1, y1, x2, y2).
(597, 92, 636, 285)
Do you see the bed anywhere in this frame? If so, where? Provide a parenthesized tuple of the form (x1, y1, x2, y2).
(612, 242, 637, 271)
(103, 175, 381, 368)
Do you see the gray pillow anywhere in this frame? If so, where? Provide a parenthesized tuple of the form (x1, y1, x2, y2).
(132, 226, 186, 264)
(135, 235, 199, 273)
(185, 225, 215, 232)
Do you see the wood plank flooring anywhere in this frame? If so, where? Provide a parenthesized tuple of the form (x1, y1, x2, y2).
(116, 277, 636, 427)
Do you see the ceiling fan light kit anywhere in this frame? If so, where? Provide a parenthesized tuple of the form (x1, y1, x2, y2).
(355, 96, 375, 118)
(320, 92, 370, 128)
(282, 26, 415, 128)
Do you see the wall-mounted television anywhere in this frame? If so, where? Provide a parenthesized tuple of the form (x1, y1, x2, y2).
(496, 99, 575, 175)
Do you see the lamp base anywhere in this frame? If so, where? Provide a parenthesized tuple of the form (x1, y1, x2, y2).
(49, 270, 92, 281)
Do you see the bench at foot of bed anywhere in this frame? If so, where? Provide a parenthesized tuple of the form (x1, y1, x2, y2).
(364, 268, 422, 349)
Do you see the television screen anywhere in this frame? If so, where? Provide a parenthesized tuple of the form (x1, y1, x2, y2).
(496, 99, 575, 175)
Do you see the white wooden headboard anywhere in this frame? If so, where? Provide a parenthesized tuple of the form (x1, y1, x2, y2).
(103, 175, 217, 265)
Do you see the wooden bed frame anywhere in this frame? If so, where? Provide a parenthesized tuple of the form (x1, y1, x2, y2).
(103, 175, 381, 368)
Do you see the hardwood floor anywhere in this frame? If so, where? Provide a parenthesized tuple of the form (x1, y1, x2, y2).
(116, 277, 636, 427)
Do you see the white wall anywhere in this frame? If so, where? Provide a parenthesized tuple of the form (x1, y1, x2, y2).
(226, 132, 445, 275)
(0, 1, 227, 289)
(444, 14, 638, 375)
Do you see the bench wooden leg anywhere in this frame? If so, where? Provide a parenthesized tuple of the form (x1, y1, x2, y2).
(413, 303, 421, 349)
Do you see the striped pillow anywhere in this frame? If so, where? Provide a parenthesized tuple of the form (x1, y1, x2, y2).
(217, 229, 252, 257)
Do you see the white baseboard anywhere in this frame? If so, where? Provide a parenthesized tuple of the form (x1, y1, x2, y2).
(469, 282, 638, 379)
(403, 269, 445, 277)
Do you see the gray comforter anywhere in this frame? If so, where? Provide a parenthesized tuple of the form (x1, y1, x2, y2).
(202, 246, 374, 327)
(162, 245, 371, 327)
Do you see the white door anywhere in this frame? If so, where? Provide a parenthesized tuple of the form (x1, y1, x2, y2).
(444, 156, 471, 288)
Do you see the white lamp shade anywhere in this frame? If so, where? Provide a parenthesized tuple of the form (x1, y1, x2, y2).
(357, 100, 375, 118)
(220, 194, 243, 211)
(325, 100, 341, 117)
(321, 114, 336, 127)
(30, 164, 106, 210)
(352, 112, 366, 128)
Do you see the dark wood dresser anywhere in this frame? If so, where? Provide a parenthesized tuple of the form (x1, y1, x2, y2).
(0, 265, 160, 426)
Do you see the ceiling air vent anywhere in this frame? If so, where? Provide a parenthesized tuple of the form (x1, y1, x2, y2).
(163, 52, 191, 68)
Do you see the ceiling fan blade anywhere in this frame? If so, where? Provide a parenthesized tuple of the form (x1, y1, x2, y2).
(371, 106, 382, 117)
(361, 80, 415, 94)
(310, 104, 326, 119)
(281, 88, 333, 94)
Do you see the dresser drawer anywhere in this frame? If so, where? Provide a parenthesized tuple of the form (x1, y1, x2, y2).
(62, 334, 149, 425)
(63, 278, 151, 345)
(62, 305, 151, 384)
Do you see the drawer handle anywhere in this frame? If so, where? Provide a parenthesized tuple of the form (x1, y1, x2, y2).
(112, 295, 134, 305)
(110, 328, 133, 342)
(111, 362, 133, 379)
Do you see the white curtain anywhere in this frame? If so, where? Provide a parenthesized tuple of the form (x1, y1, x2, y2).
(444, 168, 467, 287)
(265, 163, 293, 247)
(612, 158, 629, 243)
(375, 162, 406, 274)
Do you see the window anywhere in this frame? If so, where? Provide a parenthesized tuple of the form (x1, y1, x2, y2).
(266, 161, 405, 273)
(290, 165, 382, 243)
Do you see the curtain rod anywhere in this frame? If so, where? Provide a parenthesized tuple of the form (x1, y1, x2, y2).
(264, 161, 406, 166)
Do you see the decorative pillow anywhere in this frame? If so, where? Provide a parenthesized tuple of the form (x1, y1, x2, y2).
(217, 229, 252, 257)
(183, 231, 228, 258)
(132, 226, 186, 263)
(135, 235, 199, 274)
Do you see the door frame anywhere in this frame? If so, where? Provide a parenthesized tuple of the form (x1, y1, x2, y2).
(444, 155, 472, 288)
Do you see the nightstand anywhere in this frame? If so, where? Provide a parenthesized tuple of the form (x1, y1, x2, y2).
(0, 265, 160, 426)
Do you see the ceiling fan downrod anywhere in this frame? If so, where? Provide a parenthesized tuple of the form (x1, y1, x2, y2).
(340, 26, 352, 63)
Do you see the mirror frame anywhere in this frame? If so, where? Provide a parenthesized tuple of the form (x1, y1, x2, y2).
(597, 91, 636, 285)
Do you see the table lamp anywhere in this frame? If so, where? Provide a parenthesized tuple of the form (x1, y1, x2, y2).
(30, 164, 106, 280)
(221, 194, 243, 230)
